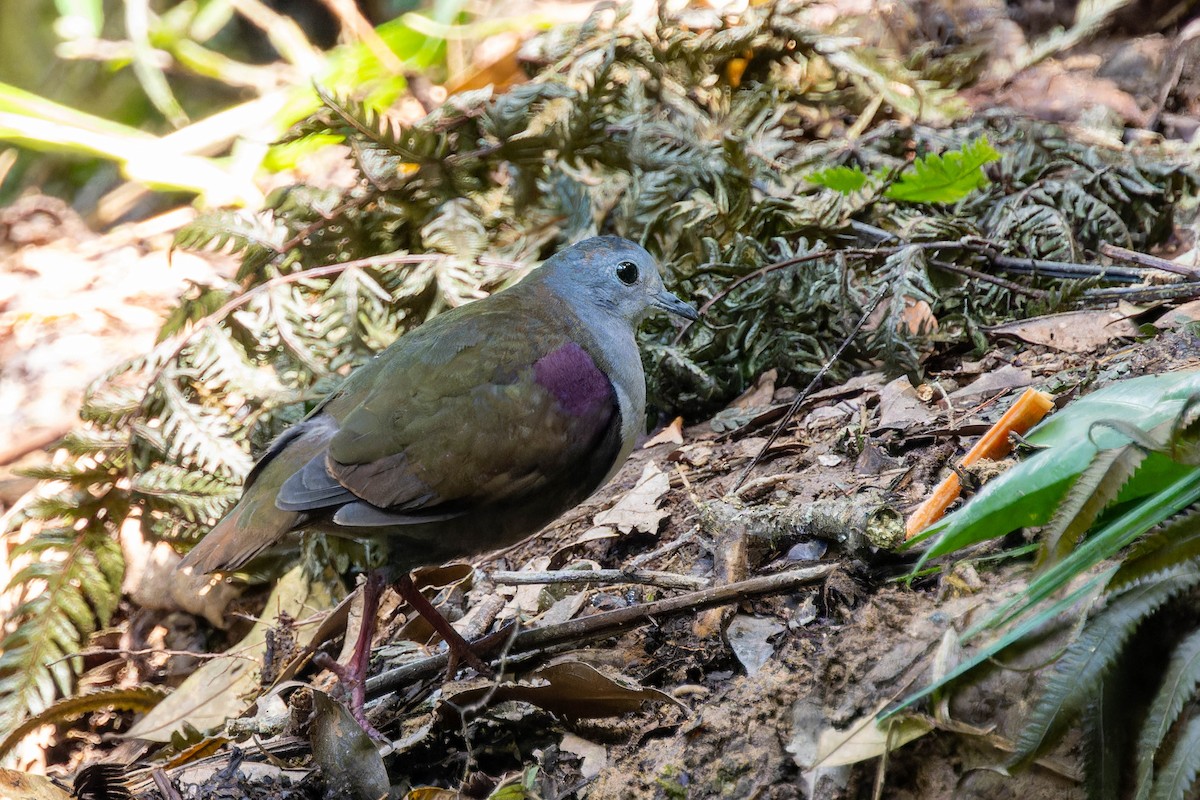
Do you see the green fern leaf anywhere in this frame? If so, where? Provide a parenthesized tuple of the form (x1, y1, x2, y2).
(1134, 628, 1200, 799)
(1081, 659, 1132, 800)
(0, 685, 168, 760)
(1109, 510, 1200, 594)
(0, 528, 123, 733)
(1038, 442, 1147, 569)
(1151, 713, 1200, 800)
(885, 137, 999, 203)
(1010, 571, 1200, 770)
(807, 165, 876, 194)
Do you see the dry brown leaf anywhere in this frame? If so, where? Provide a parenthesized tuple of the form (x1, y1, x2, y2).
(728, 369, 778, 409)
(946, 365, 1032, 405)
(309, 690, 390, 800)
(643, 416, 685, 448)
(0, 769, 73, 800)
(559, 732, 608, 779)
(794, 703, 933, 769)
(726, 614, 786, 676)
(987, 308, 1139, 352)
(439, 661, 677, 720)
(125, 566, 336, 742)
(592, 461, 670, 534)
(875, 376, 936, 430)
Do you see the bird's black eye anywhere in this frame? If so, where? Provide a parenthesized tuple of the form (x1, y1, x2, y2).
(616, 261, 638, 285)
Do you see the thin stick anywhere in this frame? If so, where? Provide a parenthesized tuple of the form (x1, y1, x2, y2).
(366, 565, 834, 697)
(730, 282, 891, 492)
(1098, 242, 1200, 279)
(488, 568, 707, 591)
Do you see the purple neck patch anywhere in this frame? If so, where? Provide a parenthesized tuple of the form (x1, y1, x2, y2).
(533, 342, 613, 417)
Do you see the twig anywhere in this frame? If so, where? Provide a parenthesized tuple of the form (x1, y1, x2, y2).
(1084, 283, 1200, 302)
(488, 568, 707, 591)
(1098, 242, 1200, 279)
(929, 259, 1052, 299)
(627, 529, 701, 568)
(730, 282, 891, 492)
(366, 565, 834, 697)
(151, 768, 183, 800)
(988, 253, 1142, 283)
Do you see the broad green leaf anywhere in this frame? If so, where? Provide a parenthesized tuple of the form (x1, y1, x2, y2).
(885, 137, 1000, 203)
(911, 369, 1200, 566)
(966, 466, 1200, 639)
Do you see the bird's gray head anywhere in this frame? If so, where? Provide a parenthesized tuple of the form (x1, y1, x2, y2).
(538, 236, 698, 327)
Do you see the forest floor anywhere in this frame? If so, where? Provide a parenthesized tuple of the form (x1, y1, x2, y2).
(4, 1, 1200, 798)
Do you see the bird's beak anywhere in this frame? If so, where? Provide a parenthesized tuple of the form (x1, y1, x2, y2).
(653, 289, 699, 321)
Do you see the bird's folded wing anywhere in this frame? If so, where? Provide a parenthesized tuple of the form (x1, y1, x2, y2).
(278, 309, 619, 517)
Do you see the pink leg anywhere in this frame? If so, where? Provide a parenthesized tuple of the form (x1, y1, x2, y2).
(315, 570, 385, 737)
(396, 573, 492, 676)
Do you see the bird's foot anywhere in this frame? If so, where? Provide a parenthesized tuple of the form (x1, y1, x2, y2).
(396, 574, 503, 680)
(313, 651, 385, 740)
(311, 571, 387, 740)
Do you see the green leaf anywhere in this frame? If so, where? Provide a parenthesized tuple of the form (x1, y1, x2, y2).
(807, 165, 874, 193)
(1151, 714, 1200, 800)
(1134, 629, 1200, 799)
(1009, 572, 1200, 769)
(885, 137, 1000, 203)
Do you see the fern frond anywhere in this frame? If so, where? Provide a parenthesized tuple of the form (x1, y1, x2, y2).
(1150, 713, 1200, 800)
(0, 528, 123, 733)
(0, 685, 168, 760)
(1038, 443, 1147, 569)
(1109, 510, 1200, 594)
(173, 210, 286, 277)
(1009, 571, 1200, 769)
(154, 382, 253, 478)
(1133, 629, 1200, 798)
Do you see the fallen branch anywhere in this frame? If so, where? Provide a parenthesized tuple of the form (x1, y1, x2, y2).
(366, 565, 835, 698)
(488, 568, 707, 591)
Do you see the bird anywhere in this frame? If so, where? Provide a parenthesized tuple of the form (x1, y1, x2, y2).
(178, 235, 698, 731)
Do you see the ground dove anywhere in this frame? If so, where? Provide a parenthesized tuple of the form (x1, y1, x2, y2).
(179, 236, 697, 730)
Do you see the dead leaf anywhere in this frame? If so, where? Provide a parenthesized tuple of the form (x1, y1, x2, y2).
(987, 309, 1139, 352)
(538, 591, 589, 626)
(439, 661, 678, 720)
(592, 462, 670, 534)
(643, 416, 685, 448)
(125, 566, 336, 742)
(309, 690, 390, 800)
(0, 770, 72, 800)
(729, 369, 778, 409)
(899, 298, 938, 334)
(875, 376, 936, 430)
(559, 732, 608, 779)
(726, 614, 785, 676)
(946, 365, 1032, 405)
(1159, 298, 1200, 328)
(798, 704, 933, 769)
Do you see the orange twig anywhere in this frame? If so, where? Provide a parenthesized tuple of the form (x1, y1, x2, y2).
(905, 387, 1055, 540)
